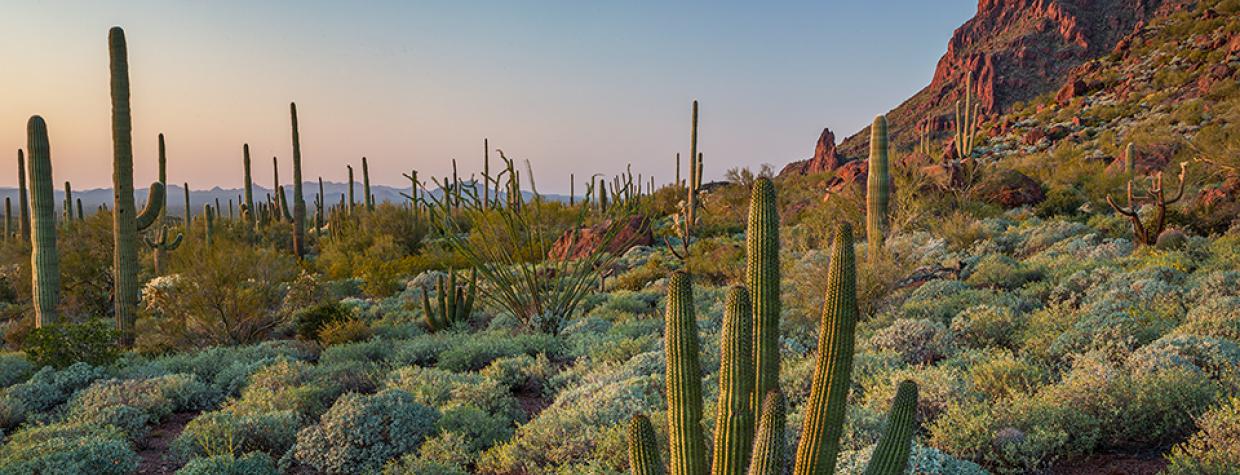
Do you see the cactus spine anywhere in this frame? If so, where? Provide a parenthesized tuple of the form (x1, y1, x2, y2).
(362, 156, 373, 210)
(109, 26, 166, 346)
(628, 414, 664, 475)
(866, 115, 890, 257)
(17, 149, 30, 241)
(747, 176, 781, 415)
(243, 144, 255, 225)
(420, 268, 477, 332)
(792, 223, 858, 475)
(664, 271, 707, 475)
(290, 103, 306, 258)
(862, 380, 919, 475)
(747, 390, 787, 475)
(27, 116, 59, 327)
(712, 286, 755, 475)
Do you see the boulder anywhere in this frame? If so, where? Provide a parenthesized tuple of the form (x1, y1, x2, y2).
(975, 169, 1045, 208)
(548, 216, 653, 261)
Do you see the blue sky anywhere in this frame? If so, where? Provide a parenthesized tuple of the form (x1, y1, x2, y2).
(1, 0, 974, 191)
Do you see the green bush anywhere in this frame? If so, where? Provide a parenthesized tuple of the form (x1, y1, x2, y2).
(22, 319, 118, 369)
(868, 318, 956, 365)
(293, 389, 439, 474)
(317, 319, 372, 346)
(67, 374, 218, 425)
(175, 452, 279, 475)
(0, 421, 138, 475)
(292, 302, 352, 341)
(951, 304, 1025, 350)
(172, 410, 299, 460)
(0, 353, 33, 388)
(1164, 396, 1240, 475)
(965, 254, 1040, 290)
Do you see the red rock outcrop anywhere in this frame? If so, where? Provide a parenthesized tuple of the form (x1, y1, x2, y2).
(548, 216, 652, 261)
(779, 128, 842, 176)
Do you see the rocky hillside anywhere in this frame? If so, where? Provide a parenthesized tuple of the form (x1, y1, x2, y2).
(783, 0, 1203, 174)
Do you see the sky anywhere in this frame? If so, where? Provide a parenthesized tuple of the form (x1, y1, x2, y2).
(1, 0, 975, 193)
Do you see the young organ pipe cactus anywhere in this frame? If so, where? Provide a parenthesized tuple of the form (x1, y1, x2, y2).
(793, 223, 858, 475)
(419, 268, 477, 332)
(664, 271, 707, 475)
(628, 414, 665, 475)
(747, 390, 786, 475)
(27, 116, 60, 327)
(109, 26, 166, 346)
(290, 102, 306, 258)
(866, 115, 890, 257)
(863, 380, 919, 475)
(712, 286, 755, 475)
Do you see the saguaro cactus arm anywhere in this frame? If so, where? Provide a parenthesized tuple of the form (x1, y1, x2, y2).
(136, 182, 165, 231)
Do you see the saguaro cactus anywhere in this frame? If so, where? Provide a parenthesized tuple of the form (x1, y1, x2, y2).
(747, 390, 787, 475)
(866, 115, 890, 257)
(4, 197, 11, 240)
(203, 204, 215, 246)
(362, 156, 373, 210)
(793, 223, 858, 475)
(628, 414, 664, 475)
(157, 133, 167, 224)
(243, 144, 255, 225)
(863, 380, 919, 475)
(27, 116, 59, 327)
(664, 271, 706, 475)
(1106, 163, 1188, 246)
(109, 26, 165, 346)
(17, 149, 30, 241)
(183, 182, 191, 228)
(347, 164, 355, 214)
(1124, 143, 1136, 178)
(712, 286, 755, 475)
(290, 102, 306, 258)
(63, 181, 73, 223)
(747, 176, 781, 413)
(144, 225, 182, 275)
(954, 76, 979, 159)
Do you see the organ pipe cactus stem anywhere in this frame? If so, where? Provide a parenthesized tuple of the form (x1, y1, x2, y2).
(792, 223, 857, 475)
(866, 114, 890, 258)
(747, 177, 780, 413)
(290, 102, 306, 258)
(110, 26, 166, 346)
(954, 76, 980, 159)
(27, 116, 59, 327)
(747, 390, 786, 475)
(420, 268, 477, 332)
(664, 271, 707, 475)
(243, 144, 255, 225)
(712, 286, 755, 475)
(1124, 143, 1136, 178)
(668, 101, 701, 261)
(482, 138, 490, 211)
(862, 380, 919, 475)
(17, 149, 30, 241)
(628, 414, 665, 475)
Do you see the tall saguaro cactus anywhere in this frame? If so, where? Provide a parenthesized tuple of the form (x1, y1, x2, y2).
(243, 144, 255, 225)
(712, 286, 755, 475)
(157, 133, 168, 224)
(183, 183, 191, 228)
(362, 156, 373, 210)
(747, 177, 781, 413)
(110, 26, 166, 346)
(27, 116, 59, 327)
(290, 102, 306, 258)
(17, 149, 30, 241)
(866, 115, 890, 257)
(63, 181, 73, 223)
(793, 223, 858, 475)
(664, 271, 706, 475)
(347, 165, 355, 214)
(203, 204, 215, 246)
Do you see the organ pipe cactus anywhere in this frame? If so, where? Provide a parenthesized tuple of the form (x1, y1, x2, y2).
(143, 225, 182, 275)
(747, 390, 786, 475)
(290, 102, 306, 258)
(27, 116, 59, 327)
(747, 177, 780, 413)
(863, 380, 919, 475)
(954, 76, 979, 159)
(243, 144, 255, 225)
(110, 26, 166, 346)
(792, 223, 858, 475)
(712, 286, 754, 475)
(670, 101, 701, 261)
(420, 268, 476, 332)
(628, 414, 665, 475)
(664, 271, 706, 475)
(17, 149, 30, 241)
(866, 115, 890, 257)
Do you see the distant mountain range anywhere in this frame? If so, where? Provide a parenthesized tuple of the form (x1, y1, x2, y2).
(0, 182, 568, 219)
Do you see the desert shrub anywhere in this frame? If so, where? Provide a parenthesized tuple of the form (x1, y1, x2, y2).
(129, 340, 316, 397)
(172, 410, 300, 460)
(0, 353, 33, 388)
(318, 204, 428, 297)
(1128, 334, 1240, 386)
(611, 252, 671, 291)
(899, 279, 1030, 325)
(144, 240, 299, 347)
(1174, 296, 1240, 341)
(66, 374, 218, 427)
(69, 404, 150, 441)
(319, 338, 395, 366)
(226, 359, 341, 419)
(868, 318, 956, 365)
(836, 444, 990, 475)
(384, 366, 520, 420)
(292, 301, 352, 341)
(437, 331, 561, 372)
(175, 452, 278, 475)
(0, 421, 138, 475)
(383, 455, 470, 475)
(1164, 396, 1240, 475)
(21, 319, 119, 369)
(434, 404, 514, 457)
(293, 389, 439, 474)
(317, 319, 372, 346)
(862, 364, 973, 424)
(964, 254, 1040, 289)
(480, 353, 556, 391)
(951, 304, 1025, 350)
(1, 362, 106, 425)
(1034, 187, 1085, 218)
(967, 351, 1049, 401)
